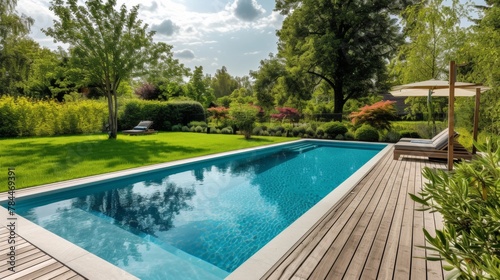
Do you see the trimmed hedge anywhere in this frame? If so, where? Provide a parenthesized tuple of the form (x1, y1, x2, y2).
(0, 96, 107, 137)
(119, 100, 206, 131)
(321, 121, 348, 138)
(355, 125, 379, 142)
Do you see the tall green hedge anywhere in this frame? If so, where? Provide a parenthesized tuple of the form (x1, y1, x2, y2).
(0, 96, 108, 137)
(119, 100, 206, 131)
(0, 97, 206, 137)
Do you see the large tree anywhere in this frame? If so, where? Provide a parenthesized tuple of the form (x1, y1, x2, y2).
(186, 66, 214, 107)
(458, 0, 500, 135)
(275, 0, 415, 117)
(390, 0, 467, 83)
(0, 0, 34, 95)
(390, 0, 467, 126)
(211, 66, 238, 98)
(44, 0, 175, 139)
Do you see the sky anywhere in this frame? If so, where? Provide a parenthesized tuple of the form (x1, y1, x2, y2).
(16, 0, 485, 78)
(16, 0, 284, 78)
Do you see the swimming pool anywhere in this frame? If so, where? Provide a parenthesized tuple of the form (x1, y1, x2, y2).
(7, 140, 387, 279)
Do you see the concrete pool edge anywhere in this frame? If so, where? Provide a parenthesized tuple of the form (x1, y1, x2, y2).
(0, 206, 139, 279)
(226, 142, 393, 280)
(0, 139, 303, 279)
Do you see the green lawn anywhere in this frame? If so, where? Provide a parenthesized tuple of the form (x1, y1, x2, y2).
(0, 132, 296, 191)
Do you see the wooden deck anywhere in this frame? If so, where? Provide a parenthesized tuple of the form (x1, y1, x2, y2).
(0, 227, 86, 280)
(262, 150, 447, 280)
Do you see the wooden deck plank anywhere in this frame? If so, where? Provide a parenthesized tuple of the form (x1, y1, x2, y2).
(16, 262, 65, 280)
(360, 156, 409, 279)
(0, 227, 87, 280)
(340, 155, 402, 279)
(264, 147, 448, 280)
(394, 154, 418, 279)
(411, 158, 428, 279)
(49, 270, 84, 280)
(295, 151, 396, 279)
(31, 265, 73, 279)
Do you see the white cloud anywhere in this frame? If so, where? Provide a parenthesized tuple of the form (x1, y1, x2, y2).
(230, 0, 266, 22)
(16, 0, 283, 77)
(174, 49, 195, 59)
(243, 51, 260, 55)
(151, 19, 180, 36)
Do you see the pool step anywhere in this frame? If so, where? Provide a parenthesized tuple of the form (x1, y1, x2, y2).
(287, 143, 317, 153)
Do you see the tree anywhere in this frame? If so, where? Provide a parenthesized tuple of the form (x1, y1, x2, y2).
(229, 104, 259, 139)
(44, 0, 175, 139)
(389, 0, 467, 130)
(390, 0, 467, 83)
(211, 66, 238, 98)
(186, 66, 214, 106)
(250, 53, 285, 109)
(0, 0, 34, 95)
(275, 0, 414, 118)
(349, 100, 397, 131)
(458, 1, 500, 137)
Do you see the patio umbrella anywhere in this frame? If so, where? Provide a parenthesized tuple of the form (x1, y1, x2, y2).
(390, 69, 490, 170)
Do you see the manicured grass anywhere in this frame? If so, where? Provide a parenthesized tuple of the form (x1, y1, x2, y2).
(0, 132, 296, 191)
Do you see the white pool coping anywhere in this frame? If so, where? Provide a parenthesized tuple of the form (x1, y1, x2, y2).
(0, 139, 392, 279)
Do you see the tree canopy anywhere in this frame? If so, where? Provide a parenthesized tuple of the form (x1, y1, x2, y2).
(44, 0, 180, 139)
(275, 0, 416, 117)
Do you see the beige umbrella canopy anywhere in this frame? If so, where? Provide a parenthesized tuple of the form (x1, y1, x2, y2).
(390, 76, 490, 170)
(391, 79, 478, 91)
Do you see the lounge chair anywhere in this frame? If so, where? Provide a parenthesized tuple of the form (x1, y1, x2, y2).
(122, 121, 156, 135)
(398, 128, 450, 144)
(393, 130, 472, 161)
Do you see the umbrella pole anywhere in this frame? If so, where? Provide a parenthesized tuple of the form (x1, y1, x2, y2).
(448, 61, 455, 171)
(473, 87, 480, 154)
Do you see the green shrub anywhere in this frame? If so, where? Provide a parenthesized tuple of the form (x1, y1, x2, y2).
(344, 132, 355, 140)
(171, 124, 182, 132)
(382, 130, 401, 143)
(220, 127, 233, 134)
(195, 126, 203, 133)
(270, 126, 284, 134)
(316, 128, 325, 137)
(261, 131, 270, 136)
(0, 96, 107, 137)
(189, 121, 207, 128)
(410, 140, 500, 279)
(229, 105, 258, 139)
(355, 125, 379, 142)
(119, 100, 205, 131)
(306, 127, 315, 137)
(181, 126, 190, 132)
(321, 122, 348, 138)
(399, 130, 420, 138)
(252, 126, 263, 135)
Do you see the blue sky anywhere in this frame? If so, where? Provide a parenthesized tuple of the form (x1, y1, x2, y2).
(17, 0, 485, 78)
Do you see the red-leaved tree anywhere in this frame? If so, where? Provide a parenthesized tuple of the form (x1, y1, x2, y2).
(207, 106, 229, 125)
(270, 107, 300, 123)
(349, 100, 397, 130)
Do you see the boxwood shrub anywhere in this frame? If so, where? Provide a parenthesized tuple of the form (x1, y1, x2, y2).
(355, 125, 379, 142)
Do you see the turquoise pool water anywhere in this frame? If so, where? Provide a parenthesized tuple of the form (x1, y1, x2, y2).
(12, 141, 385, 279)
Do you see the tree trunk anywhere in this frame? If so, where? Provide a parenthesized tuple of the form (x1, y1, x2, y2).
(333, 82, 344, 121)
(106, 92, 117, 139)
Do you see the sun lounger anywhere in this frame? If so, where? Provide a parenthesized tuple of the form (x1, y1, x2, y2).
(122, 121, 156, 135)
(398, 128, 450, 144)
(393, 130, 472, 161)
